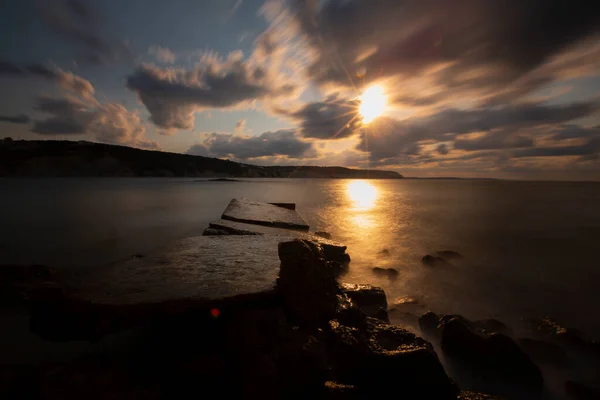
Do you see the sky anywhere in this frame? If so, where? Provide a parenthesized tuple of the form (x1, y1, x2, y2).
(1, 0, 600, 180)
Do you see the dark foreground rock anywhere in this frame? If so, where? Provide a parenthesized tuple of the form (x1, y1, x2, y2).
(0, 264, 60, 307)
(565, 381, 600, 400)
(518, 338, 567, 367)
(340, 283, 388, 322)
(527, 317, 600, 358)
(441, 318, 543, 397)
(278, 239, 458, 398)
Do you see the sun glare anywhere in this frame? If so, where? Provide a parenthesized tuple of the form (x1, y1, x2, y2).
(347, 180, 378, 210)
(359, 85, 387, 123)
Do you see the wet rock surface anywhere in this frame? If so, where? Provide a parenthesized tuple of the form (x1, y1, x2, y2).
(222, 198, 309, 231)
(0, 264, 60, 307)
(315, 231, 332, 239)
(340, 283, 388, 322)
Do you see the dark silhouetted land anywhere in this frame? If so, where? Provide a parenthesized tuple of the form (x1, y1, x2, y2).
(0, 139, 402, 179)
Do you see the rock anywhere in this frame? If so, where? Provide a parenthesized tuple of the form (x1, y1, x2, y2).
(30, 236, 287, 341)
(0, 364, 41, 399)
(419, 311, 440, 336)
(421, 255, 451, 266)
(441, 318, 543, 396)
(131, 253, 144, 259)
(435, 250, 462, 259)
(208, 219, 288, 236)
(474, 318, 512, 335)
(208, 178, 240, 182)
(528, 317, 600, 357)
(565, 381, 600, 400)
(0, 264, 60, 306)
(327, 318, 458, 398)
(277, 239, 343, 329)
(371, 267, 399, 279)
(340, 283, 388, 322)
(518, 338, 567, 367)
(323, 381, 360, 399)
(314, 231, 332, 240)
(458, 391, 502, 399)
(268, 203, 296, 210)
(222, 198, 309, 231)
(202, 228, 233, 235)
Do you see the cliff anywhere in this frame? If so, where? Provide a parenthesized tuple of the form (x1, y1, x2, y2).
(0, 139, 402, 179)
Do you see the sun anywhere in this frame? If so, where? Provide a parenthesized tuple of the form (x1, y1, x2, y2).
(359, 85, 387, 123)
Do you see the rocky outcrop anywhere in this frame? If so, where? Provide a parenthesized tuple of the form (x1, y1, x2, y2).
(277, 239, 457, 398)
(0, 264, 60, 307)
(327, 318, 458, 398)
(340, 283, 388, 322)
(314, 231, 332, 239)
(441, 318, 543, 397)
(527, 317, 600, 358)
(422, 255, 451, 267)
(518, 338, 567, 367)
(371, 267, 399, 279)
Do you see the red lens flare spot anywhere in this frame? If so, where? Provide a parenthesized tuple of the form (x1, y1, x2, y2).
(210, 308, 220, 318)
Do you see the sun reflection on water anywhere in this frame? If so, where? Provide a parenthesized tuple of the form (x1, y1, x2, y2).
(347, 180, 378, 211)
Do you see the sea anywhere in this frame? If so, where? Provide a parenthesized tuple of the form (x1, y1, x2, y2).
(1, 178, 600, 392)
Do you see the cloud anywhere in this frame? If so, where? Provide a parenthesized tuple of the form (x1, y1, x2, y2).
(235, 119, 246, 133)
(39, 0, 130, 65)
(0, 60, 25, 75)
(355, 100, 599, 164)
(148, 46, 176, 64)
(31, 96, 158, 149)
(437, 143, 449, 155)
(0, 114, 30, 124)
(275, 94, 362, 139)
(276, 0, 600, 107)
(187, 129, 314, 160)
(0, 61, 95, 100)
(127, 51, 297, 130)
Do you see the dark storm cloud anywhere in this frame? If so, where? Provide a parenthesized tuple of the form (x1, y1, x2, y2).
(188, 130, 314, 160)
(355, 100, 599, 163)
(0, 114, 30, 124)
(0, 60, 25, 75)
(39, 0, 130, 65)
(276, 95, 361, 139)
(288, 0, 600, 96)
(126, 61, 296, 130)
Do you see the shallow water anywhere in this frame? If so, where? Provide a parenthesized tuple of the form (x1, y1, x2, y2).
(1, 177, 600, 339)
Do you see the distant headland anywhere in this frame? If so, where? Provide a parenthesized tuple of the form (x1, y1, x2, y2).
(0, 139, 402, 179)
